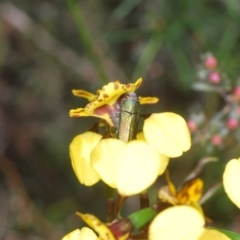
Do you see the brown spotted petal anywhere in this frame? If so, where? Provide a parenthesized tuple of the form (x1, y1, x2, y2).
(69, 106, 116, 127)
(69, 78, 143, 127)
(69, 78, 160, 127)
(139, 96, 159, 104)
(76, 212, 116, 240)
(72, 89, 98, 102)
(69, 108, 90, 117)
(177, 178, 203, 205)
(85, 78, 143, 115)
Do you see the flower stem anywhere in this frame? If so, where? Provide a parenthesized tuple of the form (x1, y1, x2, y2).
(106, 197, 115, 222)
(106, 184, 115, 222)
(140, 190, 149, 209)
(115, 194, 127, 218)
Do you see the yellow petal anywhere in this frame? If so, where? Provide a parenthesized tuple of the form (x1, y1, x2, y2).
(69, 108, 90, 117)
(115, 140, 161, 196)
(177, 178, 203, 204)
(139, 96, 159, 105)
(158, 186, 178, 205)
(223, 158, 240, 208)
(158, 155, 169, 175)
(79, 228, 98, 240)
(69, 132, 102, 186)
(62, 229, 81, 240)
(149, 206, 205, 240)
(136, 131, 145, 141)
(136, 132, 169, 175)
(70, 79, 142, 127)
(70, 79, 160, 127)
(69, 107, 114, 127)
(91, 139, 127, 188)
(86, 78, 142, 115)
(77, 213, 116, 240)
(165, 171, 177, 196)
(198, 229, 230, 240)
(72, 89, 98, 102)
(62, 228, 98, 240)
(143, 113, 191, 158)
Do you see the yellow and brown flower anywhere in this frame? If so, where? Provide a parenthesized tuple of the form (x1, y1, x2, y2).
(69, 78, 159, 128)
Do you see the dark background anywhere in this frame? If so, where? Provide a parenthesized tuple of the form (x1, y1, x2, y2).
(1, 0, 240, 239)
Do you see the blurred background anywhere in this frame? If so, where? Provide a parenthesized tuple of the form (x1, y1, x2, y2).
(1, 0, 240, 239)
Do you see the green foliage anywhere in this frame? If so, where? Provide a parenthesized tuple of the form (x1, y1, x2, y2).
(128, 207, 156, 230)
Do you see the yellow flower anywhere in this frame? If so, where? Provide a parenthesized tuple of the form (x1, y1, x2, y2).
(223, 158, 240, 208)
(69, 132, 163, 195)
(62, 227, 98, 240)
(149, 205, 230, 240)
(158, 172, 204, 206)
(142, 112, 191, 158)
(69, 78, 159, 127)
(91, 139, 165, 196)
(69, 80, 191, 194)
(69, 114, 190, 195)
(69, 131, 102, 186)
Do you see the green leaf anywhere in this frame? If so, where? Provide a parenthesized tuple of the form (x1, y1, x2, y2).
(128, 207, 156, 230)
(131, 33, 163, 82)
(210, 227, 240, 240)
(112, 0, 141, 20)
(66, 0, 108, 84)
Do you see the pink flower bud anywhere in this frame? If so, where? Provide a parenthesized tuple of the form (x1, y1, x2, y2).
(211, 134, 222, 146)
(227, 118, 238, 130)
(236, 107, 240, 115)
(234, 86, 240, 101)
(209, 72, 221, 84)
(205, 56, 217, 69)
(187, 120, 197, 132)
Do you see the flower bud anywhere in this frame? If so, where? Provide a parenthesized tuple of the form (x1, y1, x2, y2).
(211, 134, 222, 146)
(205, 56, 217, 69)
(187, 120, 198, 132)
(233, 86, 240, 101)
(209, 72, 221, 84)
(236, 107, 240, 115)
(227, 118, 238, 130)
(108, 219, 133, 240)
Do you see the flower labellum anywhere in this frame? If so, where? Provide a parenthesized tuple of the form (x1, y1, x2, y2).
(149, 206, 205, 240)
(69, 131, 102, 186)
(62, 227, 97, 240)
